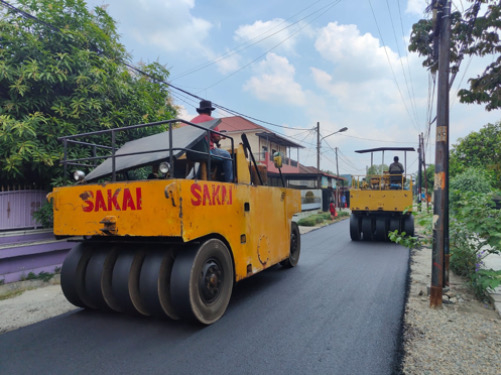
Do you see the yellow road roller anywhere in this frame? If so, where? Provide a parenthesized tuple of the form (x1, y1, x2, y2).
(349, 147, 415, 241)
(49, 119, 301, 324)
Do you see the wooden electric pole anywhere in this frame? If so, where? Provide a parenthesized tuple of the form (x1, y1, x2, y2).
(418, 134, 423, 211)
(430, 0, 451, 308)
(316, 122, 321, 189)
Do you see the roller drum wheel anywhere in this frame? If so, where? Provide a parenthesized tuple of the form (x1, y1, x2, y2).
(170, 239, 233, 325)
(403, 214, 415, 237)
(374, 217, 388, 241)
(84, 247, 118, 311)
(280, 222, 301, 268)
(139, 249, 179, 320)
(389, 217, 400, 234)
(361, 216, 373, 241)
(112, 249, 148, 316)
(350, 214, 361, 241)
(60, 243, 96, 309)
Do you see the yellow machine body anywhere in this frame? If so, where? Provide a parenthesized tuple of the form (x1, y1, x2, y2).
(350, 175, 413, 213)
(348, 146, 416, 242)
(52, 119, 302, 324)
(50, 144, 301, 282)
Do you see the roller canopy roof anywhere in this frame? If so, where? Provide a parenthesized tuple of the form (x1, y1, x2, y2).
(85, 119, 220, 182)
(355, 147, 415, 153)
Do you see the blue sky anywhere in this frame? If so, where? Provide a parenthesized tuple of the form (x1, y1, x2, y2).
(85, 0, 499, 176)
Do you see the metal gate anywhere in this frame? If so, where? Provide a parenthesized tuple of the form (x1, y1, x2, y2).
(0, 189, 48, 230)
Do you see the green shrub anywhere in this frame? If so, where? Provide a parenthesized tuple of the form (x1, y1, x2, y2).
(449, 192, 501, 299)
(450, 167, 492, 208)
(297, 217, 317, 226)
(20, 271, 55, 282)
(296, 210, 347, 226)
(32, 200, 54, 228)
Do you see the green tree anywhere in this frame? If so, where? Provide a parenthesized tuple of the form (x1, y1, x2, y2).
(366, 164, 388, 177)
(0, 0, 177, 188)
(450, 122, 501, 188)
(450, 166, 492, 208)
(423, 163, 434, 191)
(409, 0, 501, 111)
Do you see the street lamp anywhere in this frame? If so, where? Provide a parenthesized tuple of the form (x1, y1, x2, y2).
(321, 127, 348, 141)
(316, 123, 348, 205)
(316, 124, 348, 183)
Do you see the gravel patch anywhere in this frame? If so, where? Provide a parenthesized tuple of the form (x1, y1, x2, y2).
(401, 245, 501, 375)
(0, 276, 77, 335)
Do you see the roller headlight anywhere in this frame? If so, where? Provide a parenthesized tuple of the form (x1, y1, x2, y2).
(158, 162, 170, 174)
(73, 170, 86, 182)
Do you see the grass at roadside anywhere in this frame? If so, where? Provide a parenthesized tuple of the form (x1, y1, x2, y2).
(297, 210, 350, 227)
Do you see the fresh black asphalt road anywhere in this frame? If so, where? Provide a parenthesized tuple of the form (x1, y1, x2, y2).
(0, 219, 410, 375)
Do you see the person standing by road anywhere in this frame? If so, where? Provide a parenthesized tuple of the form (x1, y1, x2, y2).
(190, 100, 233, 182)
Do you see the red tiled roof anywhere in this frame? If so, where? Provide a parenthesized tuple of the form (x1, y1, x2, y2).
(295, 164, 345, 180)
(217, 116, 269, 132)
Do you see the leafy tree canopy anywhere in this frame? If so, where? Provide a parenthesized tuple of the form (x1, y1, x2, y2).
(409, 0, 501, 111)
(450, 121, 501, 188)
(0, 0, 177, 188)
(419, 163, 435, 192)
(366, 164, 388, 177)
(450, 166, 492, 207)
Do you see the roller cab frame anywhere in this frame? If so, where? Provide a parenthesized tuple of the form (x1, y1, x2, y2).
(349, 147, 415, 242)
(49, 119, 301, 324)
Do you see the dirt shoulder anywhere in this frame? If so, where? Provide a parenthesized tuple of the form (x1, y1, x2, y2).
(402, 244, 501, 374)
(0, 276, 77, 334)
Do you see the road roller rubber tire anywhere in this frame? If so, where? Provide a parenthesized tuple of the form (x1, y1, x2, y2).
(61, 243, 96, 309)
(350, 214, 361, 241)
(374, 217, 388, 241)
(362, 216, 373, 241)
(139, 249, 179, 320)
(281, 222, 301, 268)
(170, 239, 233, 325)
(403, 214, 415, 237)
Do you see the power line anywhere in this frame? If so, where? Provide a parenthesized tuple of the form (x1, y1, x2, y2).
(385, 0, 419, 123)
(367, 0, 420, 132)
(338, 133, 418, 145)
(171, 0, 338, 81)
(203, 0, 342, 91)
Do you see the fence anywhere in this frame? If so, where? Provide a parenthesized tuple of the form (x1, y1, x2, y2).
(0, 188, 48, 231)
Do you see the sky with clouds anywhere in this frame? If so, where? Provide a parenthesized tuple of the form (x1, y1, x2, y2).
(86, 0, 500, 176)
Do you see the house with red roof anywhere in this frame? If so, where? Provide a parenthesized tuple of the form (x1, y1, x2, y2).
(217, 116, 346, 210)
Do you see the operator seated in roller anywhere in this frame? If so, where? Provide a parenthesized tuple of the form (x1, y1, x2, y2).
(190, 100, 233, 182)
(388, 156, 404, 189)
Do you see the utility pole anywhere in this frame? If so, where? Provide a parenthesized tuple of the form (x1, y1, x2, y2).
(422, 141, 429, 211)
(335, 147, 340, 207)
(418, 134, 423, 211)
(430, 0, 451, 308)
(316, 123, 348, 191)
(316, 122, 321, 189)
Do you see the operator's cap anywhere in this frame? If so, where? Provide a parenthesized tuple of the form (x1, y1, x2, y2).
(196, 100, 215, 112)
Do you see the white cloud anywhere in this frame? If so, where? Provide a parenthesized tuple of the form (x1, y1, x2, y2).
(210, 50, 242, 75)
(406, 0, 429, 15)
(314, 22, 399, 82)
(98, 0, 213, 54)
(243, 53, 306, 105)
(234, 18, 307, 53)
